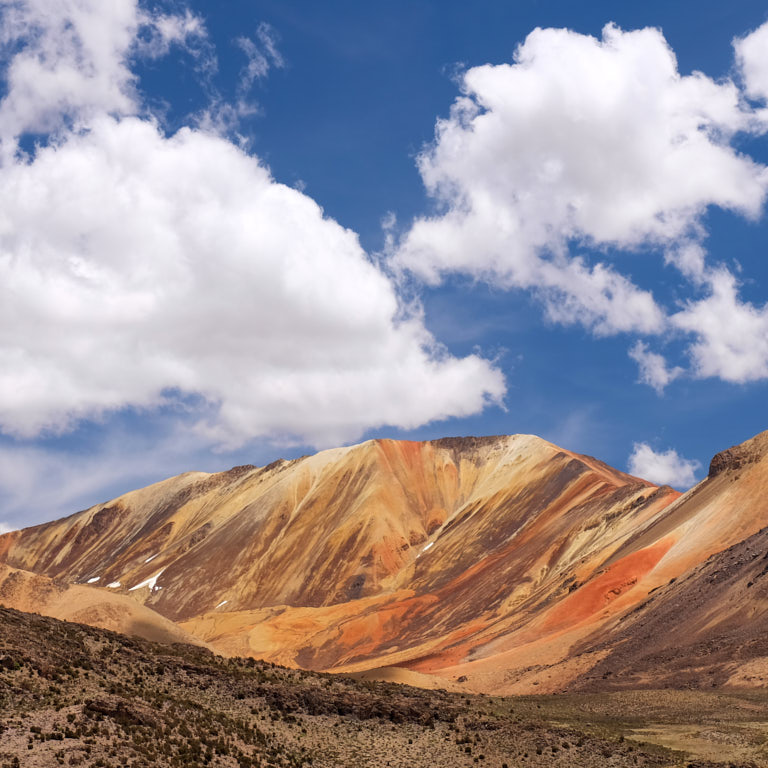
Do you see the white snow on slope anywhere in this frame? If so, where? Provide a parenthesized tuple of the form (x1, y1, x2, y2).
(416, 540, 435, 559)
(129, 569, 165, 592)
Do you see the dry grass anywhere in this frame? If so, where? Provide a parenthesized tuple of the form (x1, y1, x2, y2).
(0, 606, 763, 767)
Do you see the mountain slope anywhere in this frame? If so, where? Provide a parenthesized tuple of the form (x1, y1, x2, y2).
(572, 523, 768, 692)
(0, 434, 677, 684)
(2, 431, 767, 693)
(0, 562, 207, 648)
(570, 431, 768, 691)
(419, 430, 768, 692)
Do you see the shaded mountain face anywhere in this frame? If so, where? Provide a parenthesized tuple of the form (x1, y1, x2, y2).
(1, 430, 767, 694)
(0, 562, 208, 648)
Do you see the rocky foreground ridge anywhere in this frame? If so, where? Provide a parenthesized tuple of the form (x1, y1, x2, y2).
(1, 431, 768, 695)
(8, 604, 761, 768)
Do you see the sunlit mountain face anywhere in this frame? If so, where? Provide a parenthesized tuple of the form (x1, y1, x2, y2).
(2, 430, 767, 694)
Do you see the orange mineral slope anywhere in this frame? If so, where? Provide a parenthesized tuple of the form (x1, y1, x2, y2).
(0, 434, 679, 681)
(412, 430, 768, 693)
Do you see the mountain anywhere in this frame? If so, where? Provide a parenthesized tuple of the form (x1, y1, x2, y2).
(573, 522, 768, 691)
(1, 430, 767, 695)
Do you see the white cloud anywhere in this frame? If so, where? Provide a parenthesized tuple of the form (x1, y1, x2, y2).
(537, 258, 664, 335)
(394, 23, 768, 336)
(0, 115, 504, 448)
(628, 442, 700, 489)
(629, 262, 768, 390)
(137, 9, 207, 60)
(629, 341, 683, 393)
(0, 0, 139, 151)
(0, 1, 504, 449)
(0, 0, 210, 158)
(193, 99, 261, 142)
(735, 21, 768, 105)
(672, 269, 768, 382)
(663, 241, 707, 283)
(195, 21, 281, 137)
(236, 22, 284, 94)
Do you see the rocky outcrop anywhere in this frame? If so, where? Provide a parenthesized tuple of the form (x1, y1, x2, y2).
(709, 444, 758, 477)
(708, 429, 768, 478)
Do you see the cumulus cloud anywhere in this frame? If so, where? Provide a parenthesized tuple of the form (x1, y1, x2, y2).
(663, 241, 708, 284)
(672, 269, 768, 382)
(0, 0, 504, 449)
(395, 23, 767, 335)
(394, 20, 768, 389)
(630, 259, 768, 389)
(0, 0, 139, 150)
(735, 21, 768, 105)
(628, 442, 701, 489)
(0, 0, 208, 152)
(629, 341, 683, 393)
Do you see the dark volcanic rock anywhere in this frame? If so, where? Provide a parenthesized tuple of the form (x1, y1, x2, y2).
(709, 445, 752, 478)
(708, 431, 767, 478)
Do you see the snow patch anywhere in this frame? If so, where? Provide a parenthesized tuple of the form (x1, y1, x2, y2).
(107, 581, 121, 588)
(216, 600, 228, 609)
(144, 554, 158, 563)
(129, 569, 165, 592)
(86, 576, 100, 584)
(416, 540, 435, 559)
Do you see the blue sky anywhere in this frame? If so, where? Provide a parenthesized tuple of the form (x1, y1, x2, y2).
(1, 0, 768, 528)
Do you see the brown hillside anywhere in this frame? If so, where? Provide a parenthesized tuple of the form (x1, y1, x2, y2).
(423, 430, 768, 693)
(0, 563, 207, 647)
